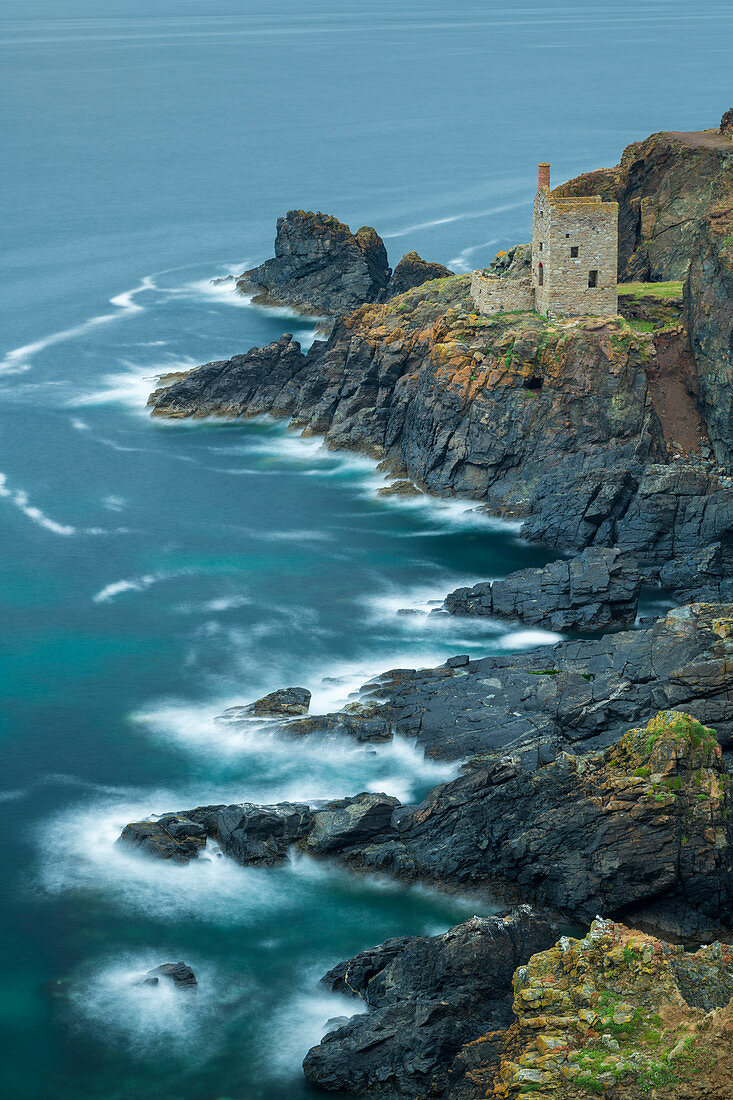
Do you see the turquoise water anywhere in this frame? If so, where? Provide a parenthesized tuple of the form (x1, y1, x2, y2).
(1, 2, 731, 1097)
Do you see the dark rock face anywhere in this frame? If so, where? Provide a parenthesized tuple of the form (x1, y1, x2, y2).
(385, 251, 453, 298)
(137, 962, 197, 989)
(303, 907, 555, 1099)
(234, 213, 454, 318)
(117, 802, 312, 866)
(554, 129, 733, 281)
(683, 162, 733, 467)
(660, 537, 733, 604)
(342, 712, 733, 935)
(116, 815, 208, 864)
(306, 793, 400, 855)
(237, 211, 391, 316)
(444, 547, 641, 631)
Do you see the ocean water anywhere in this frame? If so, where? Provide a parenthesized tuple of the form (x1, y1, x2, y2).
(1, 2, 731, 1097)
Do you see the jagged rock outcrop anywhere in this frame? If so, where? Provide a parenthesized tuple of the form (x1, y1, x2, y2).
(235, 211, 452, 316)
(720, 106, 733, 138)
(488, 244, 531, 280)
(341, 711, 733, 936)
(490, 918, 733, 1100)
(444, 548, 640, 631)
(385, 251, 454, 298)
(303, 908, 555, 1099)
(117, 706, 733, 934)
(237, 211, 391, 315)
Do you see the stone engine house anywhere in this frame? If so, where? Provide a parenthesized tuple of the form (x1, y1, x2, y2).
(471, 163, 619, 318)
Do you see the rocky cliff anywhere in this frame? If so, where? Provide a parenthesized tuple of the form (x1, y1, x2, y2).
(554, 123, 733, 282)
(150, 275, 731, 579)
(236, 210, 451, 315)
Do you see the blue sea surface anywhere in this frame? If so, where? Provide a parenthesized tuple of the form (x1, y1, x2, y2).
(1, 2, 730, 1097)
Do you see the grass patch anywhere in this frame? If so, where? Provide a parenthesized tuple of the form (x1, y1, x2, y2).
(617, 280, 683, 300)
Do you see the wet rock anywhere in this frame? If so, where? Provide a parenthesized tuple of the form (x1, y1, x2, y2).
(341, 711, 733, 933)
(384, 251, 453, 298)
(444, 547, 641, 631)
(137, 961, 197, 989)
(660, 537, 733, 603)
(306, 793, 400, 854)
(303, 907, 555, 1099)
(376, 479, 422, 497)
(116, 815, 208, 864)
(117, 802, 312, 866)
(245, 686, 311, 717)
(236, 211, 391, 316)
(320, 936, 417, 997)
(284, 711, 393, 744)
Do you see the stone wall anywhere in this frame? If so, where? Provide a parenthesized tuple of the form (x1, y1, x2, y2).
(533, 188, 618, 317)
(469, 271, 535, 314)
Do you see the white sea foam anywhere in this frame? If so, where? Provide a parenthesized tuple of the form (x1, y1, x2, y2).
(382, 199, 529, 240)
(0, 472, 76, 536)
(499, 627, 562, 649)
(267, 987, 367, 1077)
(0, 276, 156, 375)
(93, 576, 158, 603)
(69, 952, 233, 1060)
(72, 354, 199, 411)
(449, 237, 501, 272)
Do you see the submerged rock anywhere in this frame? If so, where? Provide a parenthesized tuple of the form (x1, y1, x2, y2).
(137, 961, 197, 989)
(490, 918, 733, 1100)
(303, 907, 555, 1099)
(444, 547, 641, 631)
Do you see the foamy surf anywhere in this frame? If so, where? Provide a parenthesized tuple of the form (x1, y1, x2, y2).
(0, 276, 156, 376)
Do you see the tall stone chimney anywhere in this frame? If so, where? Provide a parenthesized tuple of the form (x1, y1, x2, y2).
(538, 162, 550, 190)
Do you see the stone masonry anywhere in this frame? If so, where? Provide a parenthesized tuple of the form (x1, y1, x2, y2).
(471, 163, 619, 318)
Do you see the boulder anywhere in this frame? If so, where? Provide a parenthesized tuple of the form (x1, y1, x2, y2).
(384, 251, 453, 298)
(306, 793, 400, 855)
(303, 907, 555, 1099)
(137, 961, 197, 989)
(444, 547, 641, 631)
(245, 686, 311, 717)
(236, 211, 391, 315)
(116, 815, 207, 864)
(487, 243, 531, 279)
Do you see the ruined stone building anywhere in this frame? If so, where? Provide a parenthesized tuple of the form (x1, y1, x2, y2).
(471, 163, 619, 318)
